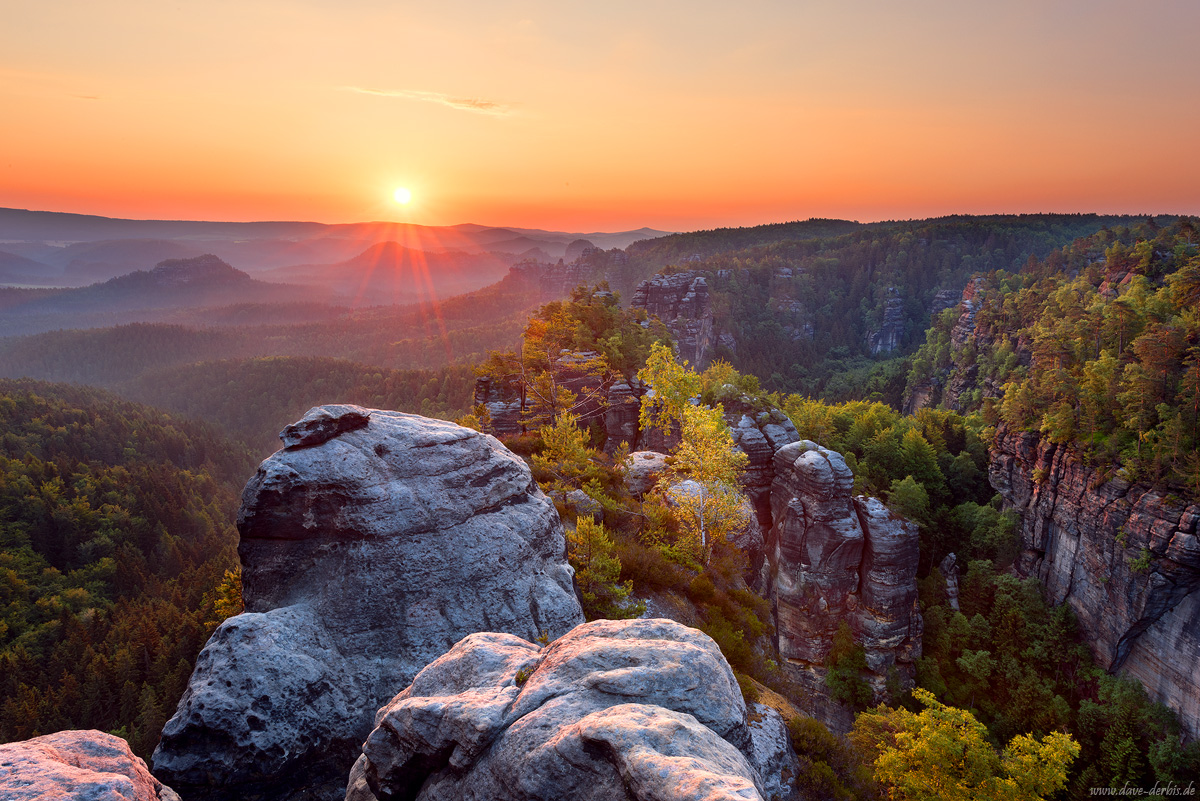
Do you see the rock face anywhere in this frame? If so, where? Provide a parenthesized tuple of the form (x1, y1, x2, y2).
(472, 356, 642, 449)
(0, 730, 179, 801)
(603, 379, 643, 454)
(724, 405, 801, 520)
(767, 441, 922, 731)
(865, 288, 905, 355)
(349, 619, 798, 801)
(990, 425, 1200, 740)
(154, 406, 585, 801)
(631, 272, 714, 369)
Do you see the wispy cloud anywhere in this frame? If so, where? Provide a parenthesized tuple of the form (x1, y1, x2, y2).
(344, 86, 512, 116)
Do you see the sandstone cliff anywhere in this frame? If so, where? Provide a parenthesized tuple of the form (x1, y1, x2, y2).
(153, 405, 584, 801)
(348, 618, 799, 801)
(767, 441, 922, 731)
(990, 426, 1200, 740)
(631, 272, 715, 369)
(864, 288, 905, 355)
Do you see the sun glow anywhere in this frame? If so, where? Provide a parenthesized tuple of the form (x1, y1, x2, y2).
(393, 187, 412, 204)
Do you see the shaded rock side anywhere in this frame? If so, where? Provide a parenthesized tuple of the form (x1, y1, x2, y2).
(350, 619, 799, 801)
(990, 425, 1200, 740)
(631, 271, 714, 369)
(0, 730, 179, 801)
(865, 289, 905, 355)
(154, 406, 585, 801)
(767, 441, 922, 731)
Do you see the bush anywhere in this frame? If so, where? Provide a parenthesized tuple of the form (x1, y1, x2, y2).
(615, 541, 687, 591)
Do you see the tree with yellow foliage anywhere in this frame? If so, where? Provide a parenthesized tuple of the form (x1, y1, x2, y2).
(638, 342, 749, 564)
(850, 688, 1079, 801)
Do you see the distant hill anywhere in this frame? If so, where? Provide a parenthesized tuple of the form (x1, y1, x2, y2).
(0, 249, 51, 285)
(264, 242, 511, 302)
(0, 208, 672, 287)
(0, 254, 329, 337)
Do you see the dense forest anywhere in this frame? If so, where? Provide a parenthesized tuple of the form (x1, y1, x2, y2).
(905, 218, 1200, 488)
(119, 357, 477, 456)
(0, 381, 251, 757)
(679, 215, 1170, 399)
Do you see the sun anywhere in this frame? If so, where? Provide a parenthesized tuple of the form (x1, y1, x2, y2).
(393, 187, 412, 204)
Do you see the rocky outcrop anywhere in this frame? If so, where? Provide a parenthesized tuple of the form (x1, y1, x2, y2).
(865, 288, 905, 355)
(348, 619, 799, 801)
(767, 441, 922, 731)
(631, 272, 714, 368)
(0, 730, 179, 801)
(603, 379, 643, 454)
(726, 406, 801, 513)
(623, 450, 669, 496)
(990, 426, 1200, 740)
(473, 377, 524, 437)
(928, 287, 962, 317)
(154, 406, 585, 801)
(507, 257, 613, 300)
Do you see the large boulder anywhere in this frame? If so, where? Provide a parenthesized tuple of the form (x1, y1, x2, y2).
(154, 406, 585, 801)
(350, 618, 798, 801)
(0, 730, 178, 801)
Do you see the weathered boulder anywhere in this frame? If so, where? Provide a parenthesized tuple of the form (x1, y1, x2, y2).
(766, 441, 921, 731)
(623, 450, 669, 496)
(990, 425, 1200, 739)
(350, 619, 796, 801)
(566, 488, 602, 521)
(0, 730, 179, 801)
(154, 406, 585, 801)
(745, 703, 801, 801)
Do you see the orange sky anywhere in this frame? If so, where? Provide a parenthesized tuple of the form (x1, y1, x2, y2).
(3, 1, 1199, 231)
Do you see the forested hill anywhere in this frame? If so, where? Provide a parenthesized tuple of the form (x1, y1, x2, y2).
(0, 380, 254, 757)
(905, 217, 1200, 488)
(118, 357, 477, 456)
(656, 214, 1170, 400)
(0, 271, 548, 387)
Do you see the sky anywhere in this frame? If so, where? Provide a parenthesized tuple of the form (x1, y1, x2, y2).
(3, 0, 1199, 231)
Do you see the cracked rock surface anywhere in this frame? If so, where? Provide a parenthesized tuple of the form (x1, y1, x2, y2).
(350, 619, 798, 801)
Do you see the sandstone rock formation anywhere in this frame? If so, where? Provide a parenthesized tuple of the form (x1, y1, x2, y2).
(472, 354, 637, 446)
(865, 288, 905, 355)
(990, 425, 1200, 739)
(0, 730, 179, 801)
(767, 441, 922, 730)
(725, 405, 800, 518)
(623, 450, 669, 496)
(631, 271, 714, 369)
(154, 406, 585, 801)
(603, 378, 643, 454)
(348, 619, 798, 801)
